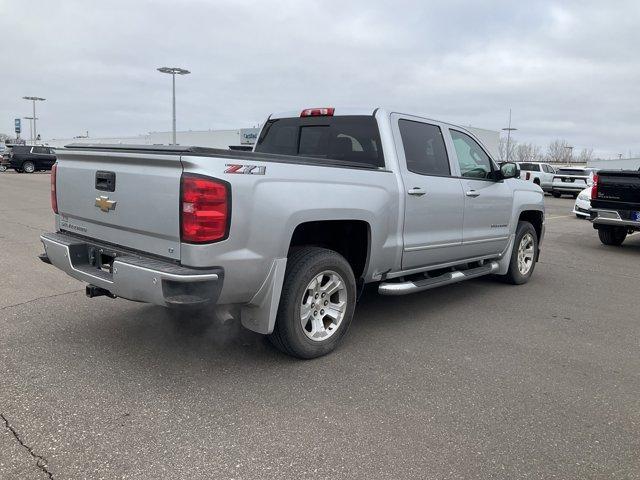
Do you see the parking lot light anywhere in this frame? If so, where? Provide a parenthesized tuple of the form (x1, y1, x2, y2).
(157, 67, 190, 145)
(23, 116, 37, 145)
(22, 96, 46, 145)
(502, 108, 517, 163)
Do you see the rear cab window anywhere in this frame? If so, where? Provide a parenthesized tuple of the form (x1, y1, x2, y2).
(519, 163, 541, 172)
(255, 115, 384, 168)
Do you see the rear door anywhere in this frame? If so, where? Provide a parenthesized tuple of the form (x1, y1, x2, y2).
(447, 128, 512, 257)
(391, 115, 465, 269)
(55, 148, 183, 260)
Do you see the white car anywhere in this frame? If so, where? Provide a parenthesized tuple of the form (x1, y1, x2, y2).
(551, 167, 596, 198)
(572, 187, 592, 218)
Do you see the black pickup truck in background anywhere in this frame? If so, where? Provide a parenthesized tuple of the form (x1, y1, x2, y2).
(590, 170, 640, 246)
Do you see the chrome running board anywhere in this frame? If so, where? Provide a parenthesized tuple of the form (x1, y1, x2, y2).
(378, 261, 499, 296)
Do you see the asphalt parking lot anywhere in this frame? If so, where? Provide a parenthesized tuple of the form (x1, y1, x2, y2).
(1, 171, 639, 480)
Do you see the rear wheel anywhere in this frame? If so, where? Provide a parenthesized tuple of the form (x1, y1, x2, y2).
(22, 161, 35, 173)
(268, 247, 356, 359)
(500, 221, 538, 285)
(598, 226, 627, 246)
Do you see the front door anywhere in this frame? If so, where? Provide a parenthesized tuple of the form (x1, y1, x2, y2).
(448, 128, 513, 257)
(392, 116, 465, 269)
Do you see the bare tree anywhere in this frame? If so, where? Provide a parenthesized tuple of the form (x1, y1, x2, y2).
(515, 143, 543, 163)
(499, 136, 518, 163)
(577, 148, 593, 164)
(546, 139, 572, 164)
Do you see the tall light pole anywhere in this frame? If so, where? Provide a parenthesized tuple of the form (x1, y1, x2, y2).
(23, 96, 45, 145)
(23, 116, 37, 145)
(157, 67, 190, 145)
(564, 145, 574, 163)
(502, 108, 517, 162)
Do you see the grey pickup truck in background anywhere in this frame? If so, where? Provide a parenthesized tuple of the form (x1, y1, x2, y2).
(40, 107, 545, 358)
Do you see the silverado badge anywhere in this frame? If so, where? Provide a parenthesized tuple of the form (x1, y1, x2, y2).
(95, 196, 117, 212)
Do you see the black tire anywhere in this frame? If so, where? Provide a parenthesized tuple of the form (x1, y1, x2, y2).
(597, 226, 627, 246)
(500, 221, 538, 285)
(22, 161, 35, 173)
(552, 192, 561, 198)
(268, 247, 356, 359)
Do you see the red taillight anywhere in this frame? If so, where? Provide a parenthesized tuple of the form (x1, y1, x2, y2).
(300, 107, 335, 117)
(591, 173, 598, 200)
(51, 163, 58, 213)
(181, 174, 230, 243)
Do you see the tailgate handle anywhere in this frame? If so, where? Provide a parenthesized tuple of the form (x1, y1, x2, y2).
(95, 171, 116, 192)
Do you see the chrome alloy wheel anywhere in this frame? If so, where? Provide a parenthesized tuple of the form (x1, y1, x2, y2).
(300, 270, 347, 342)
(517, 232, 535, 275)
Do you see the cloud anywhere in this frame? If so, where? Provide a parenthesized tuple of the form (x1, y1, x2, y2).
(1, 0, 638, 157)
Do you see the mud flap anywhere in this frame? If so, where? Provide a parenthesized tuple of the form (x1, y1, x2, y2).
(240, 258, 287, 334)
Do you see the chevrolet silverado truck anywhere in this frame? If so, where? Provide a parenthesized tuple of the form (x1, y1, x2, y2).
(590, 170, 640, 246)
(40, 107, 545, 358)
(517, 162, 556, 193)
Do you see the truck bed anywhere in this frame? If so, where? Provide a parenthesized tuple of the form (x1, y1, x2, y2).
(64, 143, 381, 171)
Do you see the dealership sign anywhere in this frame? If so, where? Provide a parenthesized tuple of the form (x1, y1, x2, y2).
(240, 128, 259, 145)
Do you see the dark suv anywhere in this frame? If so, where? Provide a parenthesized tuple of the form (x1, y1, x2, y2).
(8, 145, 57, 173)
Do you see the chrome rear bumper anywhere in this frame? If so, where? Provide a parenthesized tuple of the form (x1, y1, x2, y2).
(591, 210, 640, 228)
(40, 232, 223, 307)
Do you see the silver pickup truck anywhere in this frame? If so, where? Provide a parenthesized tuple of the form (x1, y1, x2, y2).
(40, 107, 545, 358)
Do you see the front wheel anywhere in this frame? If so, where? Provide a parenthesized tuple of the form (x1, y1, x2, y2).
(500, 221, 538, 285)
(598, 226, 627, 246)
(268, 247, 356, 359)
(0, 165, 6, 172)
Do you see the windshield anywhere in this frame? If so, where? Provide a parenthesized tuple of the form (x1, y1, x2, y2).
(255, 115, 385, 168)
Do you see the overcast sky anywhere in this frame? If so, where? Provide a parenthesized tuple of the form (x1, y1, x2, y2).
(2, 0, 639, 157)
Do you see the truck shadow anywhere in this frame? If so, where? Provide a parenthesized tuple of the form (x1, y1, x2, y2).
(82, 276, 501, 372)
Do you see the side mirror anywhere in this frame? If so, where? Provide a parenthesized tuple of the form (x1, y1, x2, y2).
(500, 162, 518, 179)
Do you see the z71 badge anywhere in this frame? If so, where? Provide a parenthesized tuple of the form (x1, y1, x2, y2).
(224, 164, 266, 175)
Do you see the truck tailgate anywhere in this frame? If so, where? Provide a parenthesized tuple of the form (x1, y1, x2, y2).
(595, 170, 640, 206)
(55, 148, 183, 260)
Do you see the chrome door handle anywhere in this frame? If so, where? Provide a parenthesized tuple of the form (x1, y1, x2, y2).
(408, 187, 426, 197)
(465, 190, 480, 198)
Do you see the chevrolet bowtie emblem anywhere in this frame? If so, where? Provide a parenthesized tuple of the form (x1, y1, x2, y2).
(95, 196, 117, 212)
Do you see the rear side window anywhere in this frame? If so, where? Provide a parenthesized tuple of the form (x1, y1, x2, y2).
(519, 163, 541, 172)
(398, 120, 450, 176)
(32, 146, 48, 154)
(255, 116, 384, 168)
